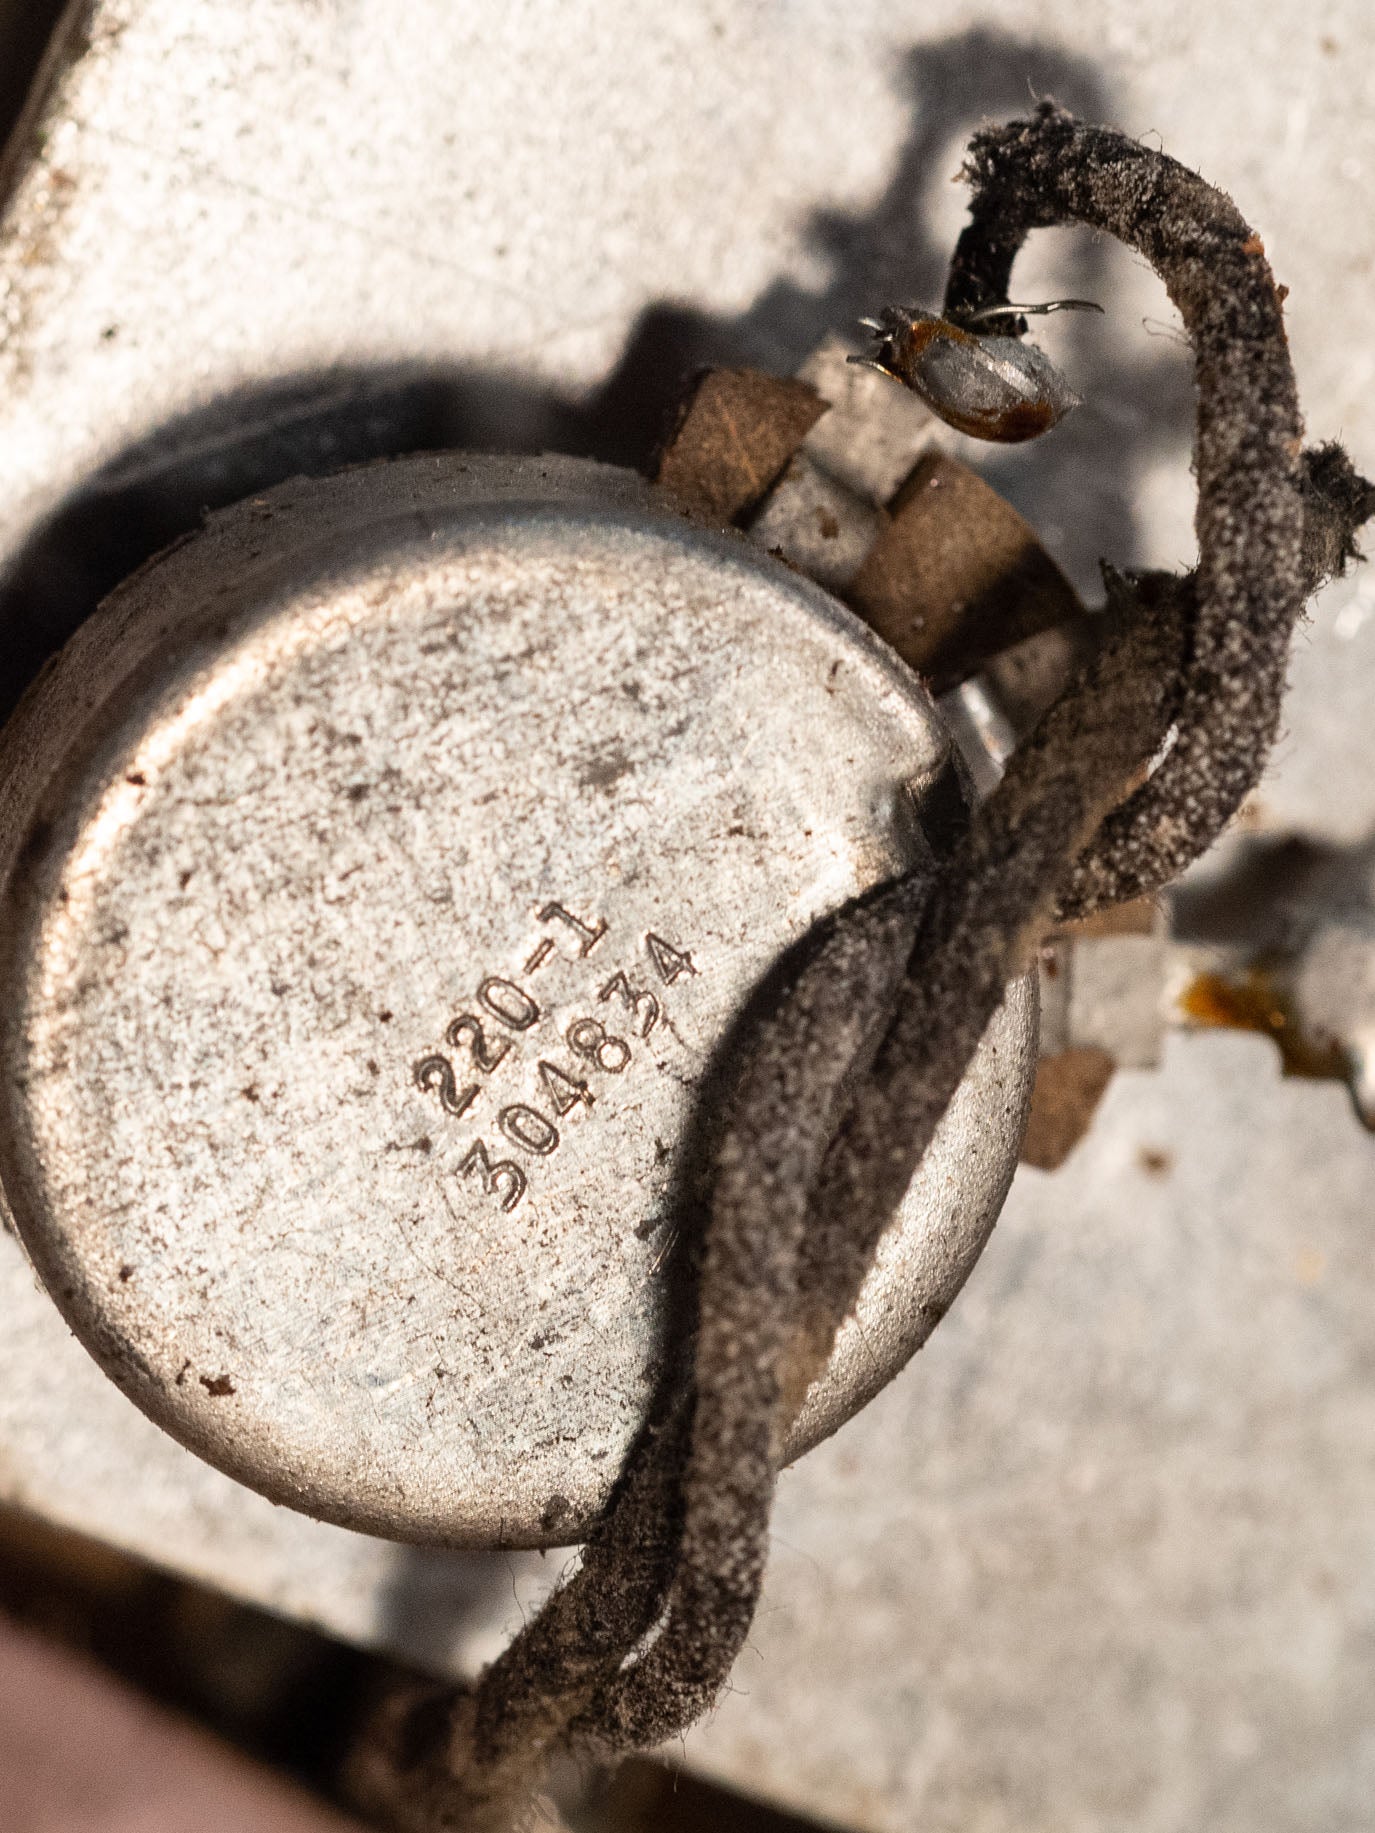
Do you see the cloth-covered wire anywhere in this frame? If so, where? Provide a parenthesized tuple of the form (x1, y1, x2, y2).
(359, 106, 1374, 1832)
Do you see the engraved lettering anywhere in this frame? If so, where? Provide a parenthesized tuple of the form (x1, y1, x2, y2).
(458, 1139, 526, 1211)
(567, 1016, 631, 1073)
(538, 1059, 594, 1116)
(645, 932, 697, 985)
(598, 970, 660, 1038)
(444, 1012, 513, 1073)
(539, 901, 608, 956)
(412, 907, 698, 1212)
(413, 1055, 479, 1119)
(498, 1104, 560, 1155)
(478, 976, 541, 1031)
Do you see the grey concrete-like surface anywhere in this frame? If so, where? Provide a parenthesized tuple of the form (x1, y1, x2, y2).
(684, 1033, 1375, 1831)
(1, 4, 1373, 1830)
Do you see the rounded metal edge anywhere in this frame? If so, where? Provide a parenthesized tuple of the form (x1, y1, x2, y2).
(0, 451, 1033, 1545)
(784, 970, 1037, 1461)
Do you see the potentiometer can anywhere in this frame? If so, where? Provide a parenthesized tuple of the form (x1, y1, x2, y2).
(0, 453, 1035, 1547)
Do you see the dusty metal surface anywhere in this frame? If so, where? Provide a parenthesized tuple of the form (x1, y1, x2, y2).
(1, 1, 1374, 1829)
(0, 451, 1032, 1546)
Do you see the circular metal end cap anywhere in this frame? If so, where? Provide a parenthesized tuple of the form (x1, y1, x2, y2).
(0, 454, 1034, 1546)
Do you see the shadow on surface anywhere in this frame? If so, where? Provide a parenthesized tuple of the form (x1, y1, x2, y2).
(0, 29, 1196, 723)
(1171, 827, 1375, 952)
(0, 27, 1198, 1779)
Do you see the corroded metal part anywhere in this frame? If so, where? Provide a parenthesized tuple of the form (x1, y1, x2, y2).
(0, 452, 1035, 1548)
(653, 369, 827, 525)
(846, 448, 1082, 692)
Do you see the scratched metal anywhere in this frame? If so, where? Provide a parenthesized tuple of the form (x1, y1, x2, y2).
(0, 453, 1035, 1546)
(4, 3, 1373, 1827)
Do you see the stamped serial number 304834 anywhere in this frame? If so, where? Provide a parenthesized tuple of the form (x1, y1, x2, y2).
(410, 902, 697, 1213)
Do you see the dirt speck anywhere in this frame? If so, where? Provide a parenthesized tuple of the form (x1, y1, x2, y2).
(578, 747, 633, 792)
(1295, 1246, 1327, 1286)
(200, 1374, 236, 1398)
(540, 1493, 571, 1532)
